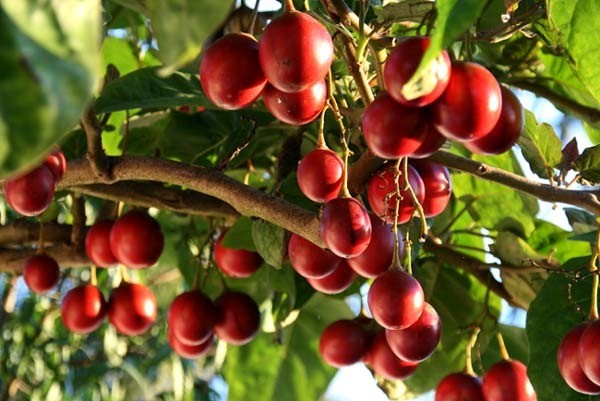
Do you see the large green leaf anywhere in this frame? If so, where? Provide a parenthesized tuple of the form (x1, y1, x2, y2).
(573, 144, 600, 184)
(0, 1, 101, 177)
(518, 110, 563, 179)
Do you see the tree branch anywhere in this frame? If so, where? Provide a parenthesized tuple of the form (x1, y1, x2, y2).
(81, 104, 112, 181)
(0, 244, 89, 274)
(0, 221, 72, 246)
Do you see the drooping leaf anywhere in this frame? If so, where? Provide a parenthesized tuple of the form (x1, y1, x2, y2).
(573, 144, 600, 184)
(252, 219, 287, 268)
(518, 110, 563, 178)
(565, 208, 598, 234)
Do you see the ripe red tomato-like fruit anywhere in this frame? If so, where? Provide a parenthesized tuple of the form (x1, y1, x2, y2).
(319, 319, 370, 367)
(578, 319, 600, 386)
(214, 291, 261, 345)
(296, 147, 344, 203)
(85, 220, 118, 268)
(385, 302, 441, 363)
(320, 197, 372, 258)
(259, 11, 333, 93)
(307, 260, 356, 294)
(347, 213, 397, 278)
(362, 93, 427, 159)
(169, 329, 213, 359)
(410, 159, 452, 218)
(368, 269, 425, 330)
(364, 331, 419, 381)
(43, 145, 67, 182)
(109, 211, 164, 269)
(464, 86, 524, 155)
(23, 254, 60, 294)
(214, 230, 263, 278)
(168, 290, 217, 346)
(200, 33, 267, 110)
(61, 284, 107, 334)
(432, 62, 502, 142)
(409, 122, 446, 159)
(367, 164, 425, 225)
(557, 323, 600, 395)
(482, 359, 537, 401)
(263, 80, 327, 126)
(4, 165, 56, 217)
(435, 373, 485, 401)
(288, 233, 340, 278)
(384, 37, 451, 107)
(108, 282, 157, 336)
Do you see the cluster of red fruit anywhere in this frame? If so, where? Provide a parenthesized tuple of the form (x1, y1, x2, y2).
(200, 9, 333, 126)
(557, 319, 600, 395)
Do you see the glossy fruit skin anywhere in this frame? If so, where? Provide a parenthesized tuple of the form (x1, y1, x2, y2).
(263, 80, 327, 126)
(4, 165, 56, 217)
(367, 164, 425, 225)
(288, 233, 340, 278)
(168, 290, 217, 346)
(214, 291, 261, 345)
(347, 213, 397, 278)
(482, 359, 537, 401)
(320, 197, 372, 258)
(364, 331, 419, 381)
(557, 323, 600, 395)
(362, 93, 427, 159)
(319, 319, 370, 367)
(578, 319, 600, 386)
(464, 86, 524, 155)
(409, 122, 446, 159)
(214, 231, 263, 278)
(435, 373, 485, 401)
(169, 329, 213, 359)
(23, 254, 60, 294)
(109, 211, 164, 269)
(200, 33, 267, 110)
(259, 11, 333, 93)
(410, 159, 452, 218)
(85, 220, 118, 268)
(385, 302, 441, 363)
(384, 37, 451, 107)
(296, 147, 344, 203)
(43, 145, 67, 182)
(108, 282, 157, 336)
(307, 260, 356, 294)
(368, 269, 425, 330)
(432, 62, 502, 142)
(61, 285, 107, 334)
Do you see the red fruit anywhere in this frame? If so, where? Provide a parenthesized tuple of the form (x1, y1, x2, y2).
(168, 290, 217, 346)
(409, 122, 446, 159)
(214, 230, 263, 278)
(4, 165, 55, 217)
(578, 320, 600, 386)
(368, 269, 425, 330)
(200, 33, 267, 110)
(362, 93, 427, 159)
(109, 211, 164, 269)
(435, 373, 485, 401)
(464, 86, 524, 155)
(320, 197, 372, 258)
(43, 145, 67, 182)
(296, 148, 344, 203)
(384, 37, 451, 107)
(61, 285, 107, 334)
(367, 164, 425, 225)
(482, 359, 537, 401)
(432, 62, 502, 142)
(23, 254, 60, 294)
(557, 323, 600, 395)
(364, 331, 418, 381)
(85, 220, 118, 268)
(288, 233, 340, 278)
(263, 80, 327, 126)
(307, 260, 356, 294)
(410, 159, 452, 218)
(319, 319, 370, 367)
(169, 329, 213, 359)
(214, 291, 261, 345)
(347, 213, 397, 278)
(108, 282, 157, 336)
(259, 11, 333, 93)
(385, 302, 441, 363)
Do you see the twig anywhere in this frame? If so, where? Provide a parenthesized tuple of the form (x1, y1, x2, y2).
(81, 104, 112, 181)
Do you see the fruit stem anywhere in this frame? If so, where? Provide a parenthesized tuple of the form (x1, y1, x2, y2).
(464, 326, 481, 376)
(282, 0, 296, 12)
(589, 246, 599, 320)
(391, 158, 404, 271)
(496, 331, 510, 360)
(327, 74, 351, 198)
(36, 218, 44, 255)
(120, 264, 130, 283)
(90, 265, 98, 286)
(316, 105, 329, 149)
(248, 0, 261, 35)
(402, 158, 428, 241)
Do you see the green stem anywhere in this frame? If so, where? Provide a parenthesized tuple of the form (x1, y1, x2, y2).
(497, 332, 510, 360)
(465, 326, 481, 376)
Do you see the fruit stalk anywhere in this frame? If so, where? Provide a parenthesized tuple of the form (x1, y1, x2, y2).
(401, 158, 428, 240)
(589, 233, 600, 320)
(282, 0, 296, 12)
(316, 105, 329, 149)
(496, 331, 510, 361)
(391, 158, 404, 272)
(465, 326, 481, 376)
(90, 265, 98, 286)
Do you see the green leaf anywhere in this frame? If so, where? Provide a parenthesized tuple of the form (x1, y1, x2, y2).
(147, 0, 234, 73)
(518, 110, 563, 179)
(252, 220, 287, 268)
(101, 36, 140, 77)
(223, 217, 257, 251)
(0, 1, 101, 176)
(573, 144, 600, 184)
(564, 207, 598, 234)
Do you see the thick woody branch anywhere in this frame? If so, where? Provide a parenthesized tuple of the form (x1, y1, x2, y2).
(0, 221, 72, 246)
(0, 244, 89, 274)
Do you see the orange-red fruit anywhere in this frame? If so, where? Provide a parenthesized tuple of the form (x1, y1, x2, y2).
(214, 231, 263, 278)
(263, 80, 327, 126)
(410, 159, 452, 218)
(435, 373, 485, 401)
(482, 360, 537, 401)
(23, 254, 60, 294)
(168, 290, 217, 346)
(288, 233, 340, 278)
(557, 323, 600, 395)
(347, 213, 397, 278)
(109, 211, 164, 269)
(43, 145, 67, 182)
(320, 197, 372, 258)
(409, 123, 447, 159)
(61, 284, 107, 334)
(169, 329, 213, 359)
(4, 165, 55, 217)
(214, 291, 261, 345)
(319, 319, 370, 367)
(108, 282, 157, 336)
(364, 331, 418, 381)
(85, 220, 118, 268)
(200, 33, 267, 110)
(307, 260, 356, 294)
(578, 319, 600, 386)
(296, 147, 344, 203)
